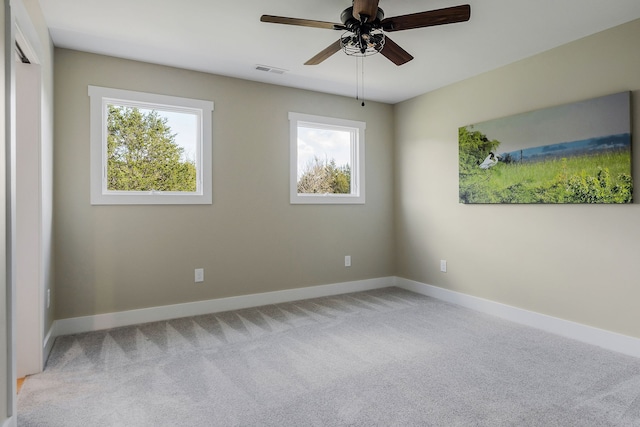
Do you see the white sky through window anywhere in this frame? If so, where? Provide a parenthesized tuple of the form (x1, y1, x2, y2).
(135, 108, 198, 163)
(297, 126, 351, 178)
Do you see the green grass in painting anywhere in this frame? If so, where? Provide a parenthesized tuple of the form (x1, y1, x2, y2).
(460, 151, 632, 204)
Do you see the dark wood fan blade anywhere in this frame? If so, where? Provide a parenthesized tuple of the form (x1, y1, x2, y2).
(380, 37, 413, 66)
(353, 0, 380, 22)
(381, 4, 471, 32)
(260, 15, 344, 30)
(305, 40, 342, 65)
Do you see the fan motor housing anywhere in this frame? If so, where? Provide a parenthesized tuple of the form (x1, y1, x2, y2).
(341, 6, 384, 27)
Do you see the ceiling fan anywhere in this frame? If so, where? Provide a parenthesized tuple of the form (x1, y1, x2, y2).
(260, 0, 471, 66)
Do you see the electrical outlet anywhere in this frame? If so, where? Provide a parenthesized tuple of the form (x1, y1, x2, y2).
(440, 260, 447, 273)
(47, 289, 51, 309)
(345, 256, 351, 267)
(194, 268, 204, 283)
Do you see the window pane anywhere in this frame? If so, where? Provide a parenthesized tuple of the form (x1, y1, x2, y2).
(106, 104, 198, 192)
(288, 112, 365, 205)
(90, 85, 213, 205)
(161, 110, 198, 164)
(297, 126, 352, 194)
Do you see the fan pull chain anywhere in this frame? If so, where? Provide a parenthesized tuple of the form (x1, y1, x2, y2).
(361, 55, 365, 107)
(354, 56, 366, 107)
(355, 56, 360, 102)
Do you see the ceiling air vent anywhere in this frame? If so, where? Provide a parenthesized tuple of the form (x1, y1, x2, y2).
(255, 65, 287, 75)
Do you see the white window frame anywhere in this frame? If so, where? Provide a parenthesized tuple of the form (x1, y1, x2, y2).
(289, 112, 365, 204)
(88, 85, 214, 205)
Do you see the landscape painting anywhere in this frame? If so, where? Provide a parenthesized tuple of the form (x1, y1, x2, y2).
(458, 92, 632, 204)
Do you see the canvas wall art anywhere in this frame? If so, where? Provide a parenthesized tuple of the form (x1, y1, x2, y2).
(458, 92, 632, 204)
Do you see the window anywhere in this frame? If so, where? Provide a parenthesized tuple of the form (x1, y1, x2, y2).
(289, 112, 365, 204)
(89, 86, 213, 205)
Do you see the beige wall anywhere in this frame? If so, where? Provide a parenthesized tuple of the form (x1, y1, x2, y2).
(54, 49, 395, 319)
(395, 19, 640, 339)
(22, 0, 55, 345)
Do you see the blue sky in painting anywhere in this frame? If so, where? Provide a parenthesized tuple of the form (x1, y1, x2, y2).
(467, 92, 631, 152)
(501, 133, 630, 162)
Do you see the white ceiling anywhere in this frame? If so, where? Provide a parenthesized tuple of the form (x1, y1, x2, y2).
(38, 0, 640, 104)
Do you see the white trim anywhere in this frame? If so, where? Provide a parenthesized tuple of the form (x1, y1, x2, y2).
(289, 112, 365, 204)
(395, 277, 640, 359)
(42, 322, 56, 364)
(11, 0, 42, 65)
(53, 277, 394, 336)
(48, 276, 640, 360)
(88, 85, 213, 205)
(15, 61, 43, 378)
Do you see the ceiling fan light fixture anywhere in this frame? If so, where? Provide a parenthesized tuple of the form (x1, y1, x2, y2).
(340, 29, 385, 57)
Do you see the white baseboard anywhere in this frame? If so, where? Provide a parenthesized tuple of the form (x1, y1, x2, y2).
(395, 277, 640, 359)
(49, 276, 640, 360)
(43, 323, 57, 365)
(1, 417, 16, 427)
(52, 277, 394, 337)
